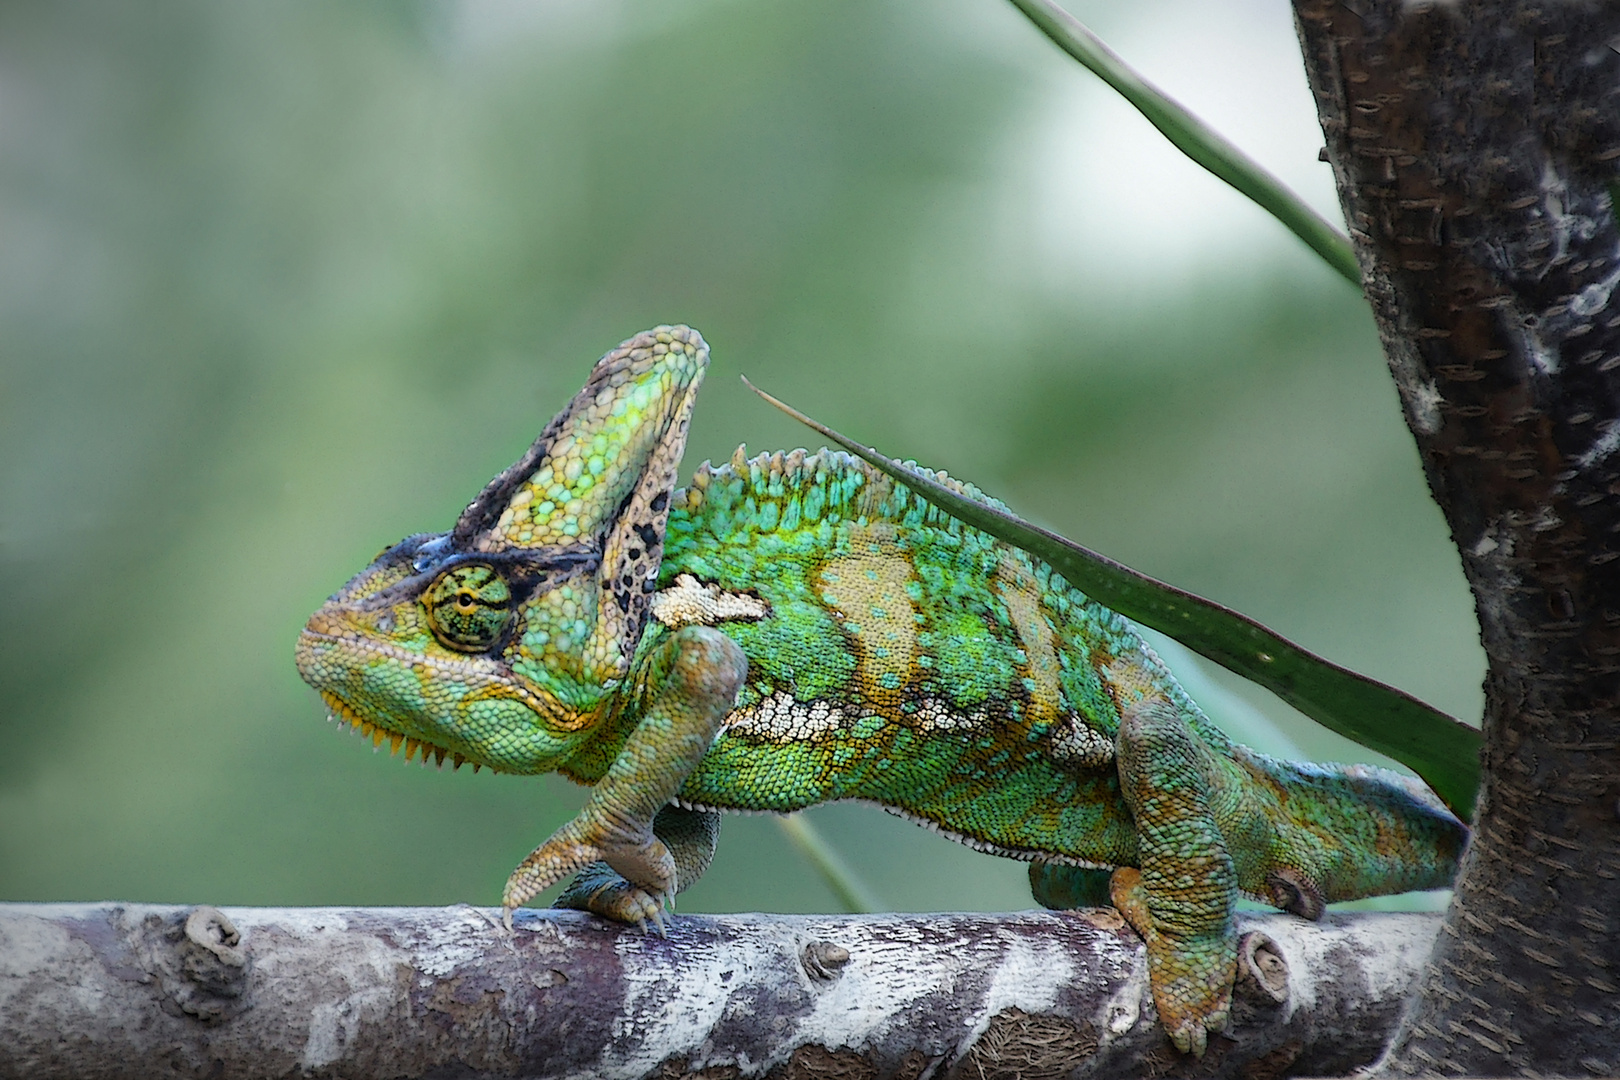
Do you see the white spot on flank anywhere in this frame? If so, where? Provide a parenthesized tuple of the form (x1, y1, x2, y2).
(726, 692, 846, 740)
(1049, 716, 1115, 767)
(651, 574, 770, 629)
(726, 694, 997, 742)
(1470, 534, 1499, 557)
(912, 698, 983, 733)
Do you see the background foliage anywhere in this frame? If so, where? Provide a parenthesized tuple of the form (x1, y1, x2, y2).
(0, 0, 1479, 914)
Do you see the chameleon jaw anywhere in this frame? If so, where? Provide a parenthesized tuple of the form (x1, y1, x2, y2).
(319, 691, 481, 772)
(296, 612, 588, 774)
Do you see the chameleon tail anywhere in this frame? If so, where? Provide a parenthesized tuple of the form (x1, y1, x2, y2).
(1229, 747, 1469, 910)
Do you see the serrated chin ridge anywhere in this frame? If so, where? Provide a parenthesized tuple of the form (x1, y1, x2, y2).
(318, 691, 481, 773)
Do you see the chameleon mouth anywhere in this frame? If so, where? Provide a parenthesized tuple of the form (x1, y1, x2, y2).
(298, 619, 589, 734)
(319, 691, 485, 773)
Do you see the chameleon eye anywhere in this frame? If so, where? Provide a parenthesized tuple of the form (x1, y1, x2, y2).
(423, 564, 512, 652)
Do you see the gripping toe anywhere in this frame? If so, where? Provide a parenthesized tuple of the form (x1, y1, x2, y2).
(554, 864, 671, 929)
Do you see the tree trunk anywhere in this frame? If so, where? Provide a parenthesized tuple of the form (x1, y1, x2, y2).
(1292, 2, 1620, 1073)
(0, 902, 1439, 1079)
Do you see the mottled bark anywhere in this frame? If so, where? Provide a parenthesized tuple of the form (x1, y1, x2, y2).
(1292, 2, 1620, 1074)
(0, 903, 1438, 1079)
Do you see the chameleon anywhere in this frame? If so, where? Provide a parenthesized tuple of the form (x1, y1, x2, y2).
(295, 325, 1467, 1055)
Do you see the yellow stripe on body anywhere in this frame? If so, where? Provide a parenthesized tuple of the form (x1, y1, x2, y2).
(816, 524, 918, 714)
(993, 553, 1066, 726)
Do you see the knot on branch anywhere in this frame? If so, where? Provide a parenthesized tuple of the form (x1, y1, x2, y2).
(147, 905, 250, 1023)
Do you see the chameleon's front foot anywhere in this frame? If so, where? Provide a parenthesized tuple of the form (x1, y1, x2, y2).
(501, 813, 676, 931)
(548, 804, 722, 931)
(552, 865, 670, 929)
(1110, 867, 1236, 1057)
(503, 628, 744, 932)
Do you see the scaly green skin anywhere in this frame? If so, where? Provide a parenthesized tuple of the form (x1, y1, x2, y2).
(296, 326, 1468, 1056)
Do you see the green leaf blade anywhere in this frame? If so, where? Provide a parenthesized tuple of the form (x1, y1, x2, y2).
(1006, 0, 1363, 288)
(776, 814, 883, 914)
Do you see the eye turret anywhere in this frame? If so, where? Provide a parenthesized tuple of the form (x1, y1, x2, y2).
(423, 564, 512, 652)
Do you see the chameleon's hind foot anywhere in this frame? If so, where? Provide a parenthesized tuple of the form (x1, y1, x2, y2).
(554, 864, 672, 933)
(1110, 867, 1235, 1057)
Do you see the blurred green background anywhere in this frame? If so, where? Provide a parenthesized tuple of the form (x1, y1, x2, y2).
(0, 0, 1481, 914)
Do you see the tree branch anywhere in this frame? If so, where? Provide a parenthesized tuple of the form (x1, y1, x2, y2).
(0, 902, 1441, 1078)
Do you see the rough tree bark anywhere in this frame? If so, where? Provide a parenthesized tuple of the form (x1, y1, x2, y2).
(0, 903, 1439, 1079)
(1293, 1, 1620, 1074)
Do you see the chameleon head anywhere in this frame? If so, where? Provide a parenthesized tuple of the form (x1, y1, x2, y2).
(295, 326, 710, 774)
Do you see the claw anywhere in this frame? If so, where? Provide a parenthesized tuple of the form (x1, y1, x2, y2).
(1168, 1018, 1208, 1057)
(1154, 982, 1229, 1058)
(628, 901, 669, 936)
(501, 906, 515, 932)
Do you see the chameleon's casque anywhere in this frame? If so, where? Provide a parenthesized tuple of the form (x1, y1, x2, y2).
(297, 325, 1467, 1055)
